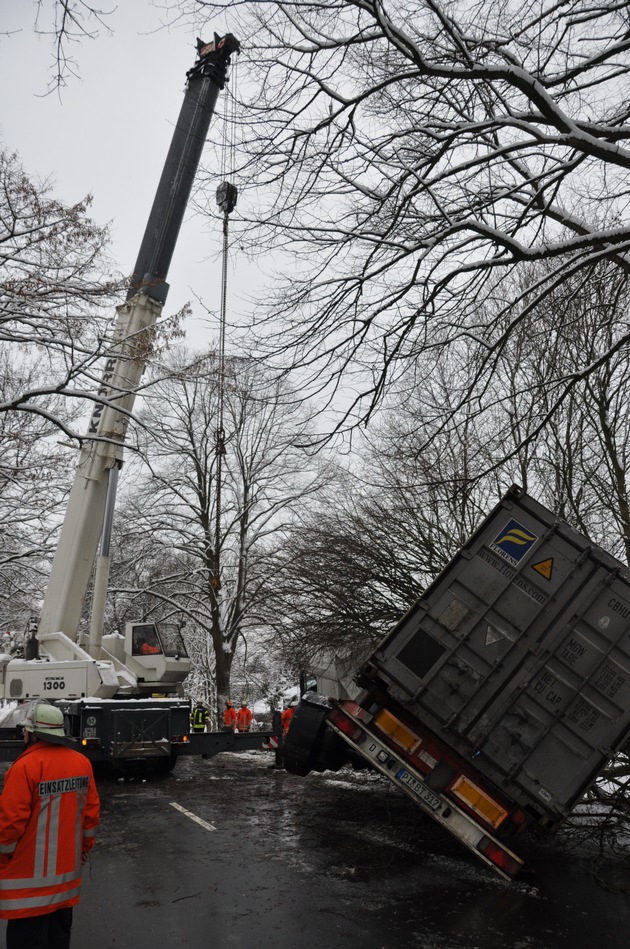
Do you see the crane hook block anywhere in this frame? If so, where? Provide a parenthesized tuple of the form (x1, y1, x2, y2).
(217, 181, 238, 215)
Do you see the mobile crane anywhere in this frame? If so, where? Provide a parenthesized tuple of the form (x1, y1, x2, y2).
(0, 35, 270, 768)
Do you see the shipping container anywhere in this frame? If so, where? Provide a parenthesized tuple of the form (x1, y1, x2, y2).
(363, 484, 630, 826)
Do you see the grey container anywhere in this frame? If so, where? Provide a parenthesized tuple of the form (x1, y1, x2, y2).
(364, 485, 630, 825)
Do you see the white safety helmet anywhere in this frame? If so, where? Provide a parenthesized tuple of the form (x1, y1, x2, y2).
(21, 700, 67, 743)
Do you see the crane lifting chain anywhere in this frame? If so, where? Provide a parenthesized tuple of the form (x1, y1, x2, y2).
(214, 182, 237, 459)
(212, 180, 238, 592)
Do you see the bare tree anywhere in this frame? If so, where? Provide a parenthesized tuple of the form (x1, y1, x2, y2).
(184, 0, 630, 447)
(109, 346, 328, 717)
(0, 147, 122, 434)
(268, 257, 630, 665)
(0, 146, 125, 628)
(466, 261, 630, 562)
(0, 355, 85, 630)
(266, 389, 511, 668)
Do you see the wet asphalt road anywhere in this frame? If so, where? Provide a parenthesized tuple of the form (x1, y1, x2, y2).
(1, 750, 629, 948)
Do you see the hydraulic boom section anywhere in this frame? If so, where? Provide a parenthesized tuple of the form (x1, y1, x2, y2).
(128, 34, 240, 303)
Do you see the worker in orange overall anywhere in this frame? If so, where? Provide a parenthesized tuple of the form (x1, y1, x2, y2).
(140, 641, 160, 655)
(281, 699, 297, 737)
(236, 701, 253, 733)
(223, 700, 237, 731)
(0, 700, 100, 949)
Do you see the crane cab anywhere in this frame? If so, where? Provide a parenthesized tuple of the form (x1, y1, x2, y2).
(101, 622, 190, 696)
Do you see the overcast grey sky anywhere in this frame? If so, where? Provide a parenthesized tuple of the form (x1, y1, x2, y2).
(1, 0, 256, 347)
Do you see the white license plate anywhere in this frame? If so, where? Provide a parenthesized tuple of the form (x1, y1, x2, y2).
(396, 767, 441, 811)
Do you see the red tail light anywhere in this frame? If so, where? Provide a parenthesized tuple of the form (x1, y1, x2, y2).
(330, 713, 362, 741)
(477, 836, 522, 878)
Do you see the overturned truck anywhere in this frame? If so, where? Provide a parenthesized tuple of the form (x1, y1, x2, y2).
(283, 485, 630, 879)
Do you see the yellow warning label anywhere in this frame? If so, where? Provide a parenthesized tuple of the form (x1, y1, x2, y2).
(532, 558, 553, 581)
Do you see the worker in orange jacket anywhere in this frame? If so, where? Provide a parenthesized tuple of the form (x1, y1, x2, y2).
(223, 701, 237, 731)
(236, 701, 253, 733)
(0, 700, 100, 948)
(281, 700, 297, 737)
(140, 641, 160, 655)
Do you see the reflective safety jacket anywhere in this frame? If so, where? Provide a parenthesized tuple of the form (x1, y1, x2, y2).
(281, 707, 295, 736)
(190, 706, 209, 732)
(236, 707, 253, 732)
(223, 706, 237, 729)
(0, 741, 100, 920)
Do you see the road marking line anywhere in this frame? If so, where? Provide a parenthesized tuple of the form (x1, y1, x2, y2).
(169, 802, 216, 832)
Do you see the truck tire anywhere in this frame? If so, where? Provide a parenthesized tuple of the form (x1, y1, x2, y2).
(282, 693, 348, 776)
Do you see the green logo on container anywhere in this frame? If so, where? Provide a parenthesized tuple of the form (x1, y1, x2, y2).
(489, 519, 538, 566)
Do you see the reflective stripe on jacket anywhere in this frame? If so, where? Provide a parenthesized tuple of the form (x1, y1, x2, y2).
(0, 741, 100, 920)
(191, 707, 208, 731)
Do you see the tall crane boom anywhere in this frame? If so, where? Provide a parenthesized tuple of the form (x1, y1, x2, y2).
(38, 34, 240, 643)
(128, 35, 239, 303)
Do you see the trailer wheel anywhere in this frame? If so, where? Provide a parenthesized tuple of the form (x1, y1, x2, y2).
(282, 693, 349, 776)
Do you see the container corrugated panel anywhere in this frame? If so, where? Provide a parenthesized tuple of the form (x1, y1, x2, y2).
(366, 485, 630, 823)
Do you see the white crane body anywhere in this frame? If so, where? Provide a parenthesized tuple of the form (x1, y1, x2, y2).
(1, 35, 240, 710)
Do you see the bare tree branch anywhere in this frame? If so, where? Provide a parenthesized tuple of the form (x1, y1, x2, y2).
(183, 0, 630, 445)
(33, 0, 115, 91)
